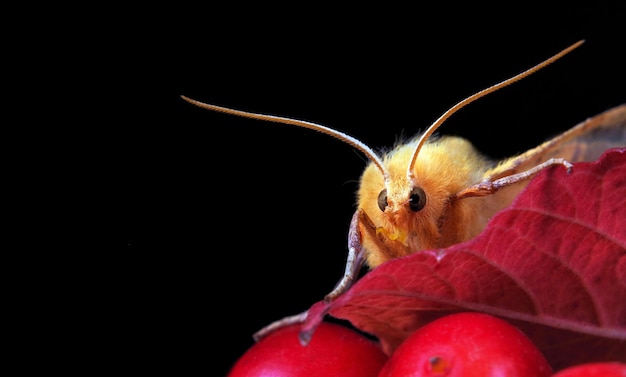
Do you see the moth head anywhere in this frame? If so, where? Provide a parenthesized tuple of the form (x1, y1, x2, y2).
(356, 140, 442, 265)
(371, 172, 429, 252)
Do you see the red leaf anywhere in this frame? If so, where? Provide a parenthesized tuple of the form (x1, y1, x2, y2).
(302, 148, 626, 370)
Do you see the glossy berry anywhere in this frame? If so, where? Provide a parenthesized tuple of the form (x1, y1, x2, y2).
(378, 312, 552, 377)
(227, 321, 388, 377)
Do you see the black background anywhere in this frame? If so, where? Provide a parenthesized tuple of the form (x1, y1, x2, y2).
(123, 3, 624, 375)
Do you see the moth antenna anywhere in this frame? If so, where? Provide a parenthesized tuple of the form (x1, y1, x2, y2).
(181, 95, 390, 182)
(406, 39, 585, 181)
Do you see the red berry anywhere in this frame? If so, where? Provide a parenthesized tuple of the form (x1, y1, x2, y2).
(378, 312, 552, 377)
(552, 362, 626, 376)
(227, 321, 388, 377)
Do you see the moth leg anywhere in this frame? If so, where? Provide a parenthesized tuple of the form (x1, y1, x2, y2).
(455, 158, 573, 199)
(253, 310, 308, 341)
(324, 210, 367, 302)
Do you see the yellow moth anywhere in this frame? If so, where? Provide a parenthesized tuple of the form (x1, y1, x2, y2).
(182, 40, 625, 337)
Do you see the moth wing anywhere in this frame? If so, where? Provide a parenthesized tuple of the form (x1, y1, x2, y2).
(486, 103, 626, 181)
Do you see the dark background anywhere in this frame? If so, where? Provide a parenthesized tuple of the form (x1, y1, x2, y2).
(123, 3, 624, 375)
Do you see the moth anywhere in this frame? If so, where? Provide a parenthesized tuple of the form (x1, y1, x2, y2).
(182, 39, 626, 338)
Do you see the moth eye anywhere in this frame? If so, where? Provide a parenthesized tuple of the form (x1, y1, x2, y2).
(408, 186, 427, 212)
(377, 189, 388, 212)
